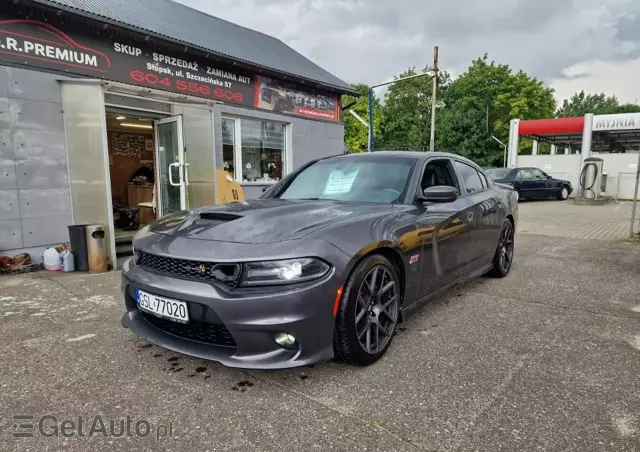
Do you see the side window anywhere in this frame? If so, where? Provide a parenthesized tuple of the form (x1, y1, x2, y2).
(420, 159, 458, 191)
(532, 168, 547, 180)
(516, 169, 535, 181)
(454, 161, 484, 194)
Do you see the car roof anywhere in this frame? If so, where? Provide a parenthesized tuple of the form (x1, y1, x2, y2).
(333, 151, 480, 166)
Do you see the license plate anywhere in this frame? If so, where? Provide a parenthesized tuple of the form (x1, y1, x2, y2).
(136, 289, 189, 323)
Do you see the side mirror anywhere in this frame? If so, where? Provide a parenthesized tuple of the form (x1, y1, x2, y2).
(421, 185, 458, 203)
(547, 175, 553, 179)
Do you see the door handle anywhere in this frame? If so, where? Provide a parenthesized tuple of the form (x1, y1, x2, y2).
(168, 162, 181, 187)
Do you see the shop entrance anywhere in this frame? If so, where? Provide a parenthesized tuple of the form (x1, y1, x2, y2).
(105, 108, 188, 262)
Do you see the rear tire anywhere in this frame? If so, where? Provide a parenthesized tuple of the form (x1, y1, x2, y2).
(489, 220, 515, 278)
(334, 255, 400, 366)
(557, 186, 569, 200)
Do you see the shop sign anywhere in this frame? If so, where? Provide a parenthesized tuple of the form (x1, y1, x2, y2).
(593, 113, 640, 132)
(0, 15, 340, 122)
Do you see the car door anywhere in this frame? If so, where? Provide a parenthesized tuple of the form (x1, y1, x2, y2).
(452, 160, 497, 264)
(515, 168, 539, 199)
(475, 169, 503, 261)
(532, 168, 552, 198)
(414, 158, 476, 301)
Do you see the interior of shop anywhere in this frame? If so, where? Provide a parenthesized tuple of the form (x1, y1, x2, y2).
(105, 113, 157, 239)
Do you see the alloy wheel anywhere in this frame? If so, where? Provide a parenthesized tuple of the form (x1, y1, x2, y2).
(498, 223, 515, 274)
(354, 265, 399, 355)
(561, 187, 568, 199)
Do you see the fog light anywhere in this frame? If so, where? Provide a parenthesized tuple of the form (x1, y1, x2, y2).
(274, 332, 296, 348)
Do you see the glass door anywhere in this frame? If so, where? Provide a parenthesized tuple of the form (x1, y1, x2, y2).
(155, 116, 187, 216)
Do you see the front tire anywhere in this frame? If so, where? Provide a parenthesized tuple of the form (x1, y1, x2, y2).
(557, 186, 569, 200)
(489, 220, 515, 278)
(334, 255, 400, 366)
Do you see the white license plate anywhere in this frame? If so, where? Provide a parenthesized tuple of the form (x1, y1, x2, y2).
(136, 289, 189, 323)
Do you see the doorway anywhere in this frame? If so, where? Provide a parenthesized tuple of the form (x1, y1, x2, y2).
(105, 109, 188, 264)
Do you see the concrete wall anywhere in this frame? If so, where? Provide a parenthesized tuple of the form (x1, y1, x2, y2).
(0, 66, 72, 261)
(518, 152, 640, 199)
(218, 104, 344, 199)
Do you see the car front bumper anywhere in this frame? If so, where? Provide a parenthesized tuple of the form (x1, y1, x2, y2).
(120, 238, 349, 369)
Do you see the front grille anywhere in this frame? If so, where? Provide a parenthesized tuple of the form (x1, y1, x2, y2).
(141, 312, 237, 347)
(137, 251, 241, 286)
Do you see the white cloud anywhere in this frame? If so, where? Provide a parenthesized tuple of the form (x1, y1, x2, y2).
(176, 0, 640, 103)
(550, 59, 640, 104)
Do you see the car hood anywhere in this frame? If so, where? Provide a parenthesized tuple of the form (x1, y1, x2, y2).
(149, 199, 393, 244)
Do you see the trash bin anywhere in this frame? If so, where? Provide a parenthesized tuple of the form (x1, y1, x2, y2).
(68, 224, 89, 272)
(86, 224, 108, 273)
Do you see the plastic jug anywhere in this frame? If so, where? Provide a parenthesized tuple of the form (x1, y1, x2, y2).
(60, 250, 75, 272)
(43, 248, 61, 271)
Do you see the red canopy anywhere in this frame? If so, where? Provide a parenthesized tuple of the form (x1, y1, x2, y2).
(518, 117, 584, 136)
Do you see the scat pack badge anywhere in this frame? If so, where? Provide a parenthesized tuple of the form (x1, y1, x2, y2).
(409, 254, 420, 265)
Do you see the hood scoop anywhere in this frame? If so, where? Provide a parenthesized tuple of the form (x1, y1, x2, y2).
(199, 212, 243, 222)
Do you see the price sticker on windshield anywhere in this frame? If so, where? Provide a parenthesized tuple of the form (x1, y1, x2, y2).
(323, 169, 358, 195)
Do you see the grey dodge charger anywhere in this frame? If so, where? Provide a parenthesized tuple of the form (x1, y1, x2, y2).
(121, 152, 518, 369)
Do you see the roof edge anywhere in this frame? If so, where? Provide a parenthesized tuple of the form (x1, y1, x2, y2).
(28, 0, 359, 95)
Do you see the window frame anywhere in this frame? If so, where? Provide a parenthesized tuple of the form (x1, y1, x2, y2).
(416, 158, 461, 198)
(531, 168, 548, 180)
(452, 159, 489, 196)
(221, 115, 289, 185)
(516, 168, 535, 181)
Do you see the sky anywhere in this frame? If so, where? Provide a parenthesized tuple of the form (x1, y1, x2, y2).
(176, 0, 640, 104)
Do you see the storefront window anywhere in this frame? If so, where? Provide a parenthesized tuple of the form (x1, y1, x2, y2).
(222, 118, 235, 176)
(240, 119, 285, 183)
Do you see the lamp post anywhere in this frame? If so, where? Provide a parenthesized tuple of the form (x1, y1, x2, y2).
(368, 47, 438, 152)
(491, 135, 508, 168)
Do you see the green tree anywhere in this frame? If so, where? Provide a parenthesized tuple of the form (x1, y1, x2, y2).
(342, 83, 383, 153)
(436, 55, 556, 166)
(556, 91, 621, 117)
(378, 67, 451, 150)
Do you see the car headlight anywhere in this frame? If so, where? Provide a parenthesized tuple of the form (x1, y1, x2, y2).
(240, 258, 331, 286)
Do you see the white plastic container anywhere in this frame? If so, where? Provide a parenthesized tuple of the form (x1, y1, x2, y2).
(43, 248, 61, 271)
(60, 250, 75, 272)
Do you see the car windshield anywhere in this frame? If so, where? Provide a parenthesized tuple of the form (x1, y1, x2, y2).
(486, 168, 511, 180)
(274, 156, 417, 204)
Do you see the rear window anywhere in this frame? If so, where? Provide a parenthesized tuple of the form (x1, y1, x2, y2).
(486, 168, 511, 180)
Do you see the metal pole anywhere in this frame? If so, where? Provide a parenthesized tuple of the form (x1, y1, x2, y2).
(368, 88, 374, 152)
(429, 46, 439, 152)
(629, 150, 640, 238)
(349, 109, 369, 128)
(491, 135, 507, 168)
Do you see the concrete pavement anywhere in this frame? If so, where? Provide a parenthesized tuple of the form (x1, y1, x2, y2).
(1, 233, 639, 451)
(517, 199, 636, 241)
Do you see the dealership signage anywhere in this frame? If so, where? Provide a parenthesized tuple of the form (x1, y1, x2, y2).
(0, 15, 340, 122)
(593, 113, 640, 132)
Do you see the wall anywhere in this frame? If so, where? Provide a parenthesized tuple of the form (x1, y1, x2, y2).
(0, 66, 72, 261)
(218, 104, 344, 199)
(518, 152, 640, 199)
(107, 128, 154, 205)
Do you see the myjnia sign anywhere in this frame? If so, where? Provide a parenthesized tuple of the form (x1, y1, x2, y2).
(593, 113, 640, 132)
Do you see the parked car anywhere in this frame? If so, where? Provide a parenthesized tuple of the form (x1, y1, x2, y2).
(121, 152, 518, 369)
(486, 167, 572, 201)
